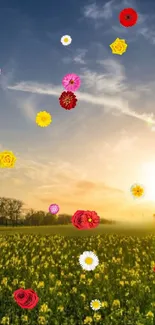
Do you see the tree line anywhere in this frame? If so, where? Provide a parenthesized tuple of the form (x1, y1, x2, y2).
(0, 197, 115, 227)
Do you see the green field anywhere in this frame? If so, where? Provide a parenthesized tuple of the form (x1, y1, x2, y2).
(0, 223, 154, 237)
(0, 224, 155, 324)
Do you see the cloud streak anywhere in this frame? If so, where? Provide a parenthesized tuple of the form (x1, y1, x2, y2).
(7, 79, 155, 125)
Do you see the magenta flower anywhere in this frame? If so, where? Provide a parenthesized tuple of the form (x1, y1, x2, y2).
(49, 204, 59, 214)
(62, 73, 81, 92)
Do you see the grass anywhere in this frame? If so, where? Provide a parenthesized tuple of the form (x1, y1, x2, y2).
(0, 222, 154, 237)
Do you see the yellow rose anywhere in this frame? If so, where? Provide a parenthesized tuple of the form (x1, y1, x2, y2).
(0, 151, 17, 168)
(110, 38, 128, 55)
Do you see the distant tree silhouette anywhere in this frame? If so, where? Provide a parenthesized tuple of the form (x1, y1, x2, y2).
(0, 197, 23, 226)
(56, 214, 71, 225)
(0, 196, 115, 227)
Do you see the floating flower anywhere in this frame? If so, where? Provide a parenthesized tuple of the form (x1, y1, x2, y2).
(36, 111, 52, 127)
(61, 35, 72, 46)
(14, 288, 39, 309)
(0, 151, 16, 168)
(119, 8, 138, 27)
(72, 210, 100, 230)
(90, 299, 101, 311)
(130, 183, 144, 198)
(79, 251, 99, 271)
(59, 91, 77, 110)
(110, 38, 128, 55)
(49, 203, 59, 215)
(62, 73, 81, 92)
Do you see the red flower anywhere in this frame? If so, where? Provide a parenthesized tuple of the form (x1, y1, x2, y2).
(119, 8, 138, 27)
(153, 266, 155, 272)
(59, 91, 77, 110)
(14, 288, 39, 309)
(72, 210, 100, 230)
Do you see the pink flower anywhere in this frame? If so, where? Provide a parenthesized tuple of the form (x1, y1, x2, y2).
(62, 73, 81, 92)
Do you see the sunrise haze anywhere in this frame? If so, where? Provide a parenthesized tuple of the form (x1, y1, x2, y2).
(0, 0, 155, 223)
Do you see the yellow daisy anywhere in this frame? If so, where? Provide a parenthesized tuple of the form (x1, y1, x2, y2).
(130, 183, 144, 198)
(110, 38, 128, 55)
(36, 111, 52, 127)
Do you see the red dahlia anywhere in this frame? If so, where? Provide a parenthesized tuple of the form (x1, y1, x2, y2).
(59, 91, 77, 110)
(119, 8, 138, 27)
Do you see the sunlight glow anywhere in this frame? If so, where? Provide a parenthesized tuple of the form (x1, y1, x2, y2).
(141, 162, 155, 201)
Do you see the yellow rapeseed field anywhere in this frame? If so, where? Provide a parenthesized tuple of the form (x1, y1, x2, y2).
(0, 233, 155, 325)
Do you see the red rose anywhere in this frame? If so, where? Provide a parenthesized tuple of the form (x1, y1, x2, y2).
(14, 288, 39, 309)
(72, 210, 85, 229)
(72, 210, 100, 230)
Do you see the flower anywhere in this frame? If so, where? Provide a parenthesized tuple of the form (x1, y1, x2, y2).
(110, 38, 128, 55)
(90, 299, 101, 311)
(36, 111, 52, 127)
(130, 183, 144, 198)
(153, 266, 155, 272)
(62, 73, 81, 92)
(79, 251, 99, 271)
(13, 288, 39, 309)
(49, 203, 59, 214)
(119, 8, 138, 27)
(112, 299, 121, 308)
(146, 311, 154, 318)
(61, 35, 72, 46)
(72, 210, 100, 230)
(0, 151, 16, 168)
(59, 91, 77, 110)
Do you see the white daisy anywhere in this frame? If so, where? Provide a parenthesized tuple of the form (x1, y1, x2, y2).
(79, 251, 99, 271)
(61, 35, 72, 46)
(90, 299, 101, 311)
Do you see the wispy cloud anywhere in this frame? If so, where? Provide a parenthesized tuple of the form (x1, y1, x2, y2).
(83, 0, 114, 20)
(62, 48, 87, 65)
(73, 49, 87, 64)
(7, 57, 155, 125)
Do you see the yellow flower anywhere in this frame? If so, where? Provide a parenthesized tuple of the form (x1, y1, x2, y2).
(101, 301, 108, 308)
(57, 306, 64, 312)
(93, 313, 102, 321)
(21, 315, 28, 322)
(110, 38, 128, 55)
(40, 303, 49, 313)
(112, 299, 120, 308)
(1, 317, 10, 325)
(0, 151, 16, 168)
(36, 111, 52, 127)
(130, 183, 144, 198)
(146, 311, 154, 318)
(71, 287, 77, 293)
(37, 281, 45, 288)
(84, 316, 93, 324)
(80, 293, 86, 300)
(38, 316, 47, 325)
(1, 278, 8, 286)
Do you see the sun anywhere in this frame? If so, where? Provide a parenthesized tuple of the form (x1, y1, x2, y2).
(141, 162, 155, 201)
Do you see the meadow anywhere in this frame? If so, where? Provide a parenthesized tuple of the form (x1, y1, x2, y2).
(0, 224, 155, 325)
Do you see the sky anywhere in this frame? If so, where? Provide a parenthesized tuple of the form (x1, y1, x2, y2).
(0, 0, 155, 222)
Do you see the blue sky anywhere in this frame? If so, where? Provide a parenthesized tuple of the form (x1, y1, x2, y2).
(1, 0, 155, 222)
